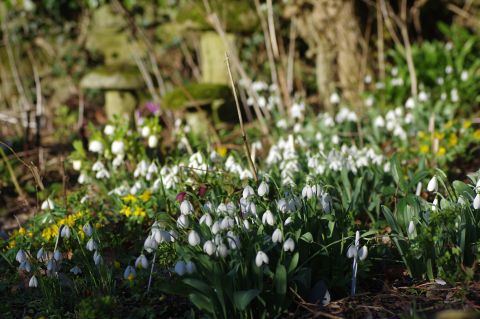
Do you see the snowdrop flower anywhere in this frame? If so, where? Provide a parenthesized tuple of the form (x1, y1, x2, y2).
(124, 265, 136, 280)
(473, 194, 480, 210)
(226, 231, 241, 249)
(88, 140, 103, 153)
(302, 185, 315, 199)
(451, 88, 459, 102)
(185, 261, 196, 274)
(243, 186, 255, 199)
(60, 225, 71, 239)
(277, 199, 288, 213)
(111, 140, 125, 155)
(427, 176, 438, 192)
(144, 235, 158, 253)
(141, 126, 151, 137)
(78, 173, 87, 184)
(199, 213, 213, 227)
(37, 247, 47, 261)
(148, 135, 158, 148)
(93, 251, 103, 265)
(54, 250, 63, 261)
(41, 198, 55, 210)
(408, 221, 416, 236)
(180, 200, 194, 215)
(86, 238, 98, 251)
(216, 244, 229, 258)
(174, 261, 187, 276)
(28, 275, 38, 288)
(16, 249, 27, 263)
(262, 210, 276, 226)
(272, 228, 283, 243)
(365, 96, 374, 108)
(96, 169, 110, 179)
(104, 124, 115, 136)
(188, 230, 201, 246)
(243, 219, 250, 230)
(70, 266, 82, 275)
(416, 182, 422, 196)
(330, 92, 340, 105)
(83, 223, 93, 237)
(418, 91, 429, 102)
(177, 215, 189, 228)
(72, 160, 82, 171)
(211, 221, 221, 235)
(284, 216, 293, 225)
(461, 70, 468, 81)
(373, 116, 385, 128)
(432, 197, 439, 211)
(255, 251, 269, 267)
(203, 240, 216, 256)
(19, 260, 31, 272)
(258, 181, 269, 197)
(347, 231, 368, 296)
(283, 238, 295, 252)
(405, 97, 415, 109)
(47, 259, 56, 272)
(445, 65, 453, 74)
(135, 254, 149, 269)
(321, 193, 332, 213)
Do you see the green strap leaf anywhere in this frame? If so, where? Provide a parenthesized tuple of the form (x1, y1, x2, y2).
(233, 289, 260, 311)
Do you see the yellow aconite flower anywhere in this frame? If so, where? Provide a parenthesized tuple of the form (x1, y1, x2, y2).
(463, 120, 472, 129)
(133, 207, 146, 217)
(417, 131, 426, 139)
(8, 240, 16, 249)
(114, 260, 121, 269)
(18, 227, 26, 236)
(95, 222, 102, 229)
(448, 133, 458, 146)
(120, 206, 132, 217)
(122, 194, 137, 203)
(419, 145, 429, 154)
(474, 130, 480, 140)
(437, 147, 446, 156)
(434, 132, 445, 140)
(445, 120, 453, 129)
(128, 273, 135, 282)
(216, 146, 227, 157)
(139, 191, 151, 202)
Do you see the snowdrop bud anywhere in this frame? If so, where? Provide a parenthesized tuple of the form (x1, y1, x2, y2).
(88, 140, 103, 153)
(211, 221, 220, 234)
(203, 240, 216, 256)
(272, 228, 283, 243)
(199, 214, 213, 227)
(70, 266, 82, 275)
(28, 275, 38, 288)
(53, 250, 63, 261)
(284, 216, 293, 226)
(83, 223, 93, 237)
(302, 185, 313, 199)
(86, 239, 98, 251)
(358, 246, 368, 261)
(330, 92, 340, 104)
(243, 186, 255, 199)
(180, 200, 194, 215)
(72, 160, 82, 171)
(37, 247, 46, 261)
(111, 140, 125, 155)
(41, 198, 55, 210)
(148, 135, 158, 148)
(93, 251, 103, 265)
(60, 225, 71, 239)
(216, 244, 229, 258)
(104, 125, 115, 136)
(415, 182, 422, 196)
(188, 230, 201, 246)
(174, 261, 187, 276)
(347, 245, 357, 259)
(255, 251, 269, 267)
(473, 194, 480, 210)
(262, 210, 276, 226)
(141, 126, 151, 137)
(432, 197, 439, 211)
(177, 214, 189, 228)
(283, 238, 295, 252)
(124, 265, 136, 280)
(135, 254, 149, 269)
(258, 181, 269, 197)
(243, 220, 250, 230)
(16, 249, 27, 263)
(408, 221, 416, 235)
(185, 261, 196, 274)
(427, 176, 438, 192)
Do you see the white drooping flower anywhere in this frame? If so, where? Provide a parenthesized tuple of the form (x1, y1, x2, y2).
(41, 198, 55, 210)
(111, 140, 125, 155)
(216, 243, 229, 258)
(104, 124, 115, 136)
(177, 215, 189, 229)
(255, 251, 269, 267)
(211, 221, 220, 235)
(203, 240, 216, 256)
(226, 231, 241, 249)
(272, 228, 283, 243)
(416, 182, 422, 196)
(53, 250, 63, 261)
(258, 181, 269, 197)
(321, 193, 332, 213)
(135, 254, 149, 269)
(16, 249, 27, 263)
(408, 221, 416, 236)
(188, 230, 201, 246)
(88, 140, 103, 153)
(174, 261, 187, 276)
(283, 238, 295, 252)
(148, 135, 158, 148)
(86, 238, 98, 251)
(141, 126, 151, 137)
(72, 160, 82, 171)
(427, 176, 438, 192)
(144, 235, 158, 253)
(60, 225, 71, 239)
(93, 251, 103, 265)
(19, 260, 31, 272)
(461, 70, 469, 81)
(124, 265, 136, 280)
(36, 247, 46, 261)
(243, 186, 255, 199)
(180, 200, 194, 215)
(83, 223, 93, 237)
(405, 97, 415, 109)
(28, 275, 38, 288)
(432, 197, 439, 211)
(473, 194, 480, 210)
(70, 266, 82, 275)
(199, 213, 213, 227)
(262, 210, 276, 226)
(329, 92, 340, 105)
(185, 261, 196, 274)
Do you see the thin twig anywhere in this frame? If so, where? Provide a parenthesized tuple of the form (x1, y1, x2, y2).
(225, 52, 258, 182)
